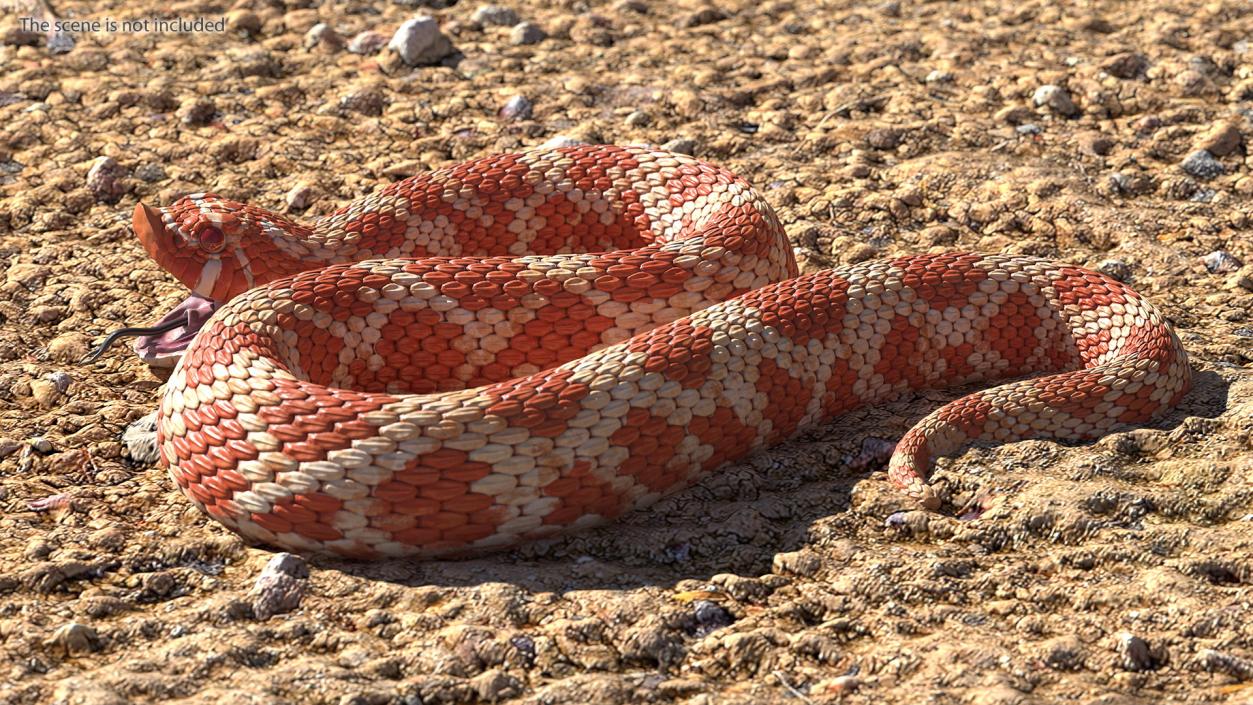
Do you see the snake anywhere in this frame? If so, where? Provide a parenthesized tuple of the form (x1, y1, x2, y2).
(107, 145, 1192, 559)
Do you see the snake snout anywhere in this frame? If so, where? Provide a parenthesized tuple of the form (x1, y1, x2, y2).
(134, 202, 172, 261)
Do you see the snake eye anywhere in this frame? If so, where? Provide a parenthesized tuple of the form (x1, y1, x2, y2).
(199, 226, 225, 254)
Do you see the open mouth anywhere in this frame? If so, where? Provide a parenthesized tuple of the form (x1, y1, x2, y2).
(83, 203, 221, 367)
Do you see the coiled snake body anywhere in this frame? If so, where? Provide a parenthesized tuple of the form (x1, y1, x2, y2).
(126, 146, 1191, 558)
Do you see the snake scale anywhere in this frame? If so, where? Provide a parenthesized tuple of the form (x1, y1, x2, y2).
(123, 145, 1191, 558)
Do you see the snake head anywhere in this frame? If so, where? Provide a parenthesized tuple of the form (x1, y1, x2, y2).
(133, 193, 303, 302)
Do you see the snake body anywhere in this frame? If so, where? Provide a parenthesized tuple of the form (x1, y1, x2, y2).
(133, 145, 1191, 558)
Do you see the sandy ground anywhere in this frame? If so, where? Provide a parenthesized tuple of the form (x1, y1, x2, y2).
(0, 0, 1251, 703)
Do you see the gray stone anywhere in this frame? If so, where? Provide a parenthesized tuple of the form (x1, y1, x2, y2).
(1097, 259, 1133, 282)
(1181, 149, 1224, 180)
(251, 552, 310, 620)
(472, 5, 520, 26)
(1204, 250, 1242, 274)
(499, 94, 533, 121)
(86, 156, 126, 204)
(1032, 84, 1079, 117)
(661, 137, 698, 155)
(510, 22, 546, 45)
(347, 30, 388, 55)
(388, 16, 454, 66)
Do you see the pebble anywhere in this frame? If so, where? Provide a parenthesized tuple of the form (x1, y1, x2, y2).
(30, 377, 64, 408)
(1116, 632, 1156, 671)
(510, 22, 546, 45)
(772, 549, 821, 577)
(1181, 150, 1223, 179)
(994, 105, 1034, 125)
(86, 156, 126, 204)
(286, 182, 316, 212)
(661, 137, 697, 155)
(339, 87, 387, 116)
(1016, 123, 1042, 135)
(304, 23, 343, 52)
(1041, 635, 1086, 671)
(134, 163, 165, 182)
(472, 5, 520, 27)
(680, 8, 728, 27)
(537, 134, 585, 149)
(347, 30, 389, 55)
(865, 127, 903, 149)
(624, 110, 651, 127)
(1079, 132, 1115, 156)
(1032, 84, 1079, 117)
(251, 552, 310, 620)
(499, 94, 533, 121)
(45, 623, 99, 657)
(1195, 121, 1242, 157)
(811, 675, 860, 696)
(1101, 52, 1149, 79)
(178, 98, 216, 126)
(924, 69, 953, 84)
(388, 16, 454, 66)
(226, 9, 262, 36)
(1198, 648, 1253, 681)
(1203, 250, 1242, 274)
(690, 600, 735, 635)
(123, 412, 160, 464)
(30, 437, 52, 453)
(1097, 259, 1133, 282)
(47, 332, 90, 362)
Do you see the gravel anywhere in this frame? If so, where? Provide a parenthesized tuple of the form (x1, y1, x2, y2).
(1181, 149, 1224, 179)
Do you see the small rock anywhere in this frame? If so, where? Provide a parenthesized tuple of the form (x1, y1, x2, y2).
(924, 69, 953, 84)
(994, 105, 1034, 125)
(470, 670, 523, 702)
(388, 16, 454, 66)
(286, 183, 316, 212)
(1032, 84, 1079, 117)
(30, 378, 65, 408)
(812, 675, 860, 696)
(1203, 250, 1242, 274)
(1197, 648, 1253, 681)
(680, 7, 728, 27)
(31, 437, 52, 453)
(251, 552, 309, 620)
(46, 623, 99, 658)
(304, 23, 343, 51)
(690, 600, 735, 635)
(1116, 633, 1157, 671)
(123, 412, 160, 464)
(1195, 122, 1243, 157)
(226, 9, 262, 35)
(347, 30, 388, 54)
(1041, 635, 1086, 671)
(1097, 259, 1133, 282)
(178, 98, 216, 126)
(661, 137, 697, 155)
(499, 94, 533, 121)
(625, 110, 651, 127)
(47, 333, 90, 363)
(1016, 123, 1042, 135)
(1227, 267, 1253, 293)
(339, 86, 388, 116)
(134, 163, 166, 182)
(472, 5, 520, 26)
(86, 156, 126, 204)
(1181, 150, 1224, 180)
(772, 549, 821, 577)
(1080, 132, 1115, 156)
(510, 22, 546, 45)
(537, 134, 585, 149)
(615, 0, 649, 12)
(1101, 52, 1149, 79)
(865, 127, 903, 149)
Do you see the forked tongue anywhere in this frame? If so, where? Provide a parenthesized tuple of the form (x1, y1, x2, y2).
(83, 294, 218, 367)
(133, 294, 218, 366)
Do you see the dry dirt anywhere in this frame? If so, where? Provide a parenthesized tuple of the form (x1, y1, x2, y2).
(1, 0, 1252, 703)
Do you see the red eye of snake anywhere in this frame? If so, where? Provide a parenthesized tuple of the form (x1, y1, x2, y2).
(199, 226, 225, 253)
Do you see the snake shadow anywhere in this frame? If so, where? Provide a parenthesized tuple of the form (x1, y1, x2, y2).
(314, 367, 1231, 594)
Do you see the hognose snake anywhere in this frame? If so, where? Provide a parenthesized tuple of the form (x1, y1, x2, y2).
(108, 145, 1191, 559)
